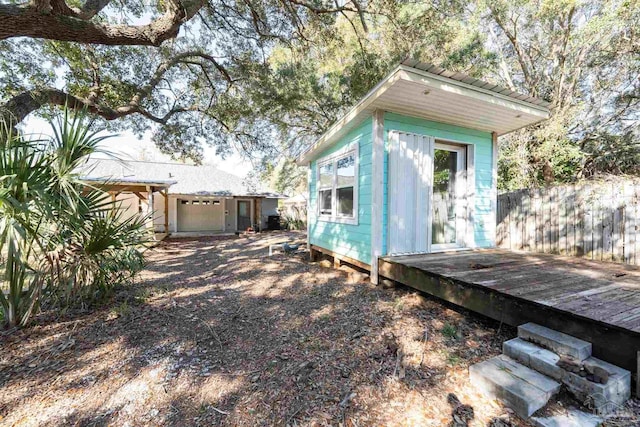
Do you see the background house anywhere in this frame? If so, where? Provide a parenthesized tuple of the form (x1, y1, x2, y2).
(81, 159, 284, 235)
(297, 59, 551, 283)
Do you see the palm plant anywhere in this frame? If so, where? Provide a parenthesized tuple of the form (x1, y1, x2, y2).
(0, 123, 52, 327)
(0, 109, 152, 328)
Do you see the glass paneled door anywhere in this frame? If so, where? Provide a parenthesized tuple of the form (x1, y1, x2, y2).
(431, 143, 467, 251)
(237, 200, 252, 231)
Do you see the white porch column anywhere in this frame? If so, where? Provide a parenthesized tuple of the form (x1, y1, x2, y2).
(371, 110, 385, 284)
(490, 132, 499, 247)
(306, 162, 312, 251)
(146, 186, 155, 232)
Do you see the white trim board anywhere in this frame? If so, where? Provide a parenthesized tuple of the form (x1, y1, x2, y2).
(370, 109, 385, 284)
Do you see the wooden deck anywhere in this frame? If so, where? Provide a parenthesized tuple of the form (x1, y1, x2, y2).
(378, 249, 640, 372)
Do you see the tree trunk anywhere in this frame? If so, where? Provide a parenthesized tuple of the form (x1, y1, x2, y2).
(0, 89, 105, 127)
(542, 161, 555, 184)
(0, 0, 206, 46)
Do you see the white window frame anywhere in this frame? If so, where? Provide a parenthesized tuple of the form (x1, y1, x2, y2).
(316, 144, 359, 225)
(431, 140, 469, 252)
(431, 141, 471, 252)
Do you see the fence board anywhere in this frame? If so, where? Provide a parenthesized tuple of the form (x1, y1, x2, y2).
(630, 183, 640, 265)
(526, 189, 535, 251)
(497, 180, 640, 266)
(549, 187, 559, 254)
(542, 189, 551, 253)
(575, 184, 584, 257)
(567, 185, 576, 256)
(584, 186, 594, 260)
(559, 186, 567, 255)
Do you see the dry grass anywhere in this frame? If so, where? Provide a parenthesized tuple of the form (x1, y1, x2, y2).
(0, 232, 581, 426)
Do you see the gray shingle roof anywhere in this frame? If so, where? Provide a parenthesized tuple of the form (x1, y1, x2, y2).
(80, 159, 283, 198)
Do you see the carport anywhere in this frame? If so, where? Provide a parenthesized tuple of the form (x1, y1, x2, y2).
(82, 177, 176, 240)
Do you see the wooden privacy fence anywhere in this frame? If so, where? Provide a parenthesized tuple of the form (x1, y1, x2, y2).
(497, 180, 640, 265)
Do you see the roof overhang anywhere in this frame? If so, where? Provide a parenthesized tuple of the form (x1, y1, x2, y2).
(81, 177, 176, 192)
(169, 192, 287, 198)
(297, 64, 551, 165)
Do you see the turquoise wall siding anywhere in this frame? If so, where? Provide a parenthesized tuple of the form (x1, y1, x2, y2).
(382, 112, 495, 253)
(308, 117, 373, 265)
(308, 112, 496, 264)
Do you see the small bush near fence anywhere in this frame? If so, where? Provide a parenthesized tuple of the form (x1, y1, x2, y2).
(280, 202, 307, 231)
(497, 178, 640, 265)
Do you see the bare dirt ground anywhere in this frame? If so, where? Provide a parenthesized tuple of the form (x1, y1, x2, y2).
(0, 232, 636, 426)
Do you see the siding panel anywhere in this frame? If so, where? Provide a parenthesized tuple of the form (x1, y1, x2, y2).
(309, 112, 496, 265)
(309, 117, 373, 264)
(383, 112, 495, 253)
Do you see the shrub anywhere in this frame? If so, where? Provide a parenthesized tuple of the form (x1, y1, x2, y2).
(0, 110, 151, 328)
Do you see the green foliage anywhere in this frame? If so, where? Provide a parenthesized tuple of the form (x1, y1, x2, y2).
(486, 0, 640, 188)
(0, 109, 151, 328)
(446, 352, 462, 366)
(1, 0, 638, 187)
(440, 323, 458, 339)
(280, 212, 306, 231)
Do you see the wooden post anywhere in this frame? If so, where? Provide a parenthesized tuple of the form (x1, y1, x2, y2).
(370, 109, 385, 284)
(333, 256, 341, 269)
(163, 189, 169, 234)
(146, 186, 154, 232)
(637, 350, 639, 398)
(491, 132, 499, 247)
(255, 198, 262, 231)
(306, 163, 312, 251)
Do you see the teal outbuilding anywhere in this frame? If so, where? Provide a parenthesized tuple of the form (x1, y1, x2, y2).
(297, 59, 550, 284)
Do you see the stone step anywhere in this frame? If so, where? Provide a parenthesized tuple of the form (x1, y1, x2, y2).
(518, 323, 592, 361)
(504, 338, 631, 414)
(469, 355, 561, 418)
(504, 338, 564, 381)
(564, 357, 631, 415)
(530, 408, 602, 427)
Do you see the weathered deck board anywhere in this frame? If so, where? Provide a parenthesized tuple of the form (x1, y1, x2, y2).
(379, 248, 640, 372)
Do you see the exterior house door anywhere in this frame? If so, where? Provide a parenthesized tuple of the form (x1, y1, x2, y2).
(388, 132, 468, 255)
(237, 200, 252, 231)
(431, 143, 467, 251)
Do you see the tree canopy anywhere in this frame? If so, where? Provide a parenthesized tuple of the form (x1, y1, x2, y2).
(0, 0, 638, 189)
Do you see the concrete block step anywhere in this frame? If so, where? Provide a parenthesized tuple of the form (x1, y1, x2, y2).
(564, 357, 631, 415)
(530, 408, 602, 427)
(504, 338, 631, 415)
(469, 355, 561, 418)
(504, 338, 563, 381)
(518, 323, 592, 361)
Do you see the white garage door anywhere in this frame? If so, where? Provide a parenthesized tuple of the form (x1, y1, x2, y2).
(177, 199, 224, 232)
